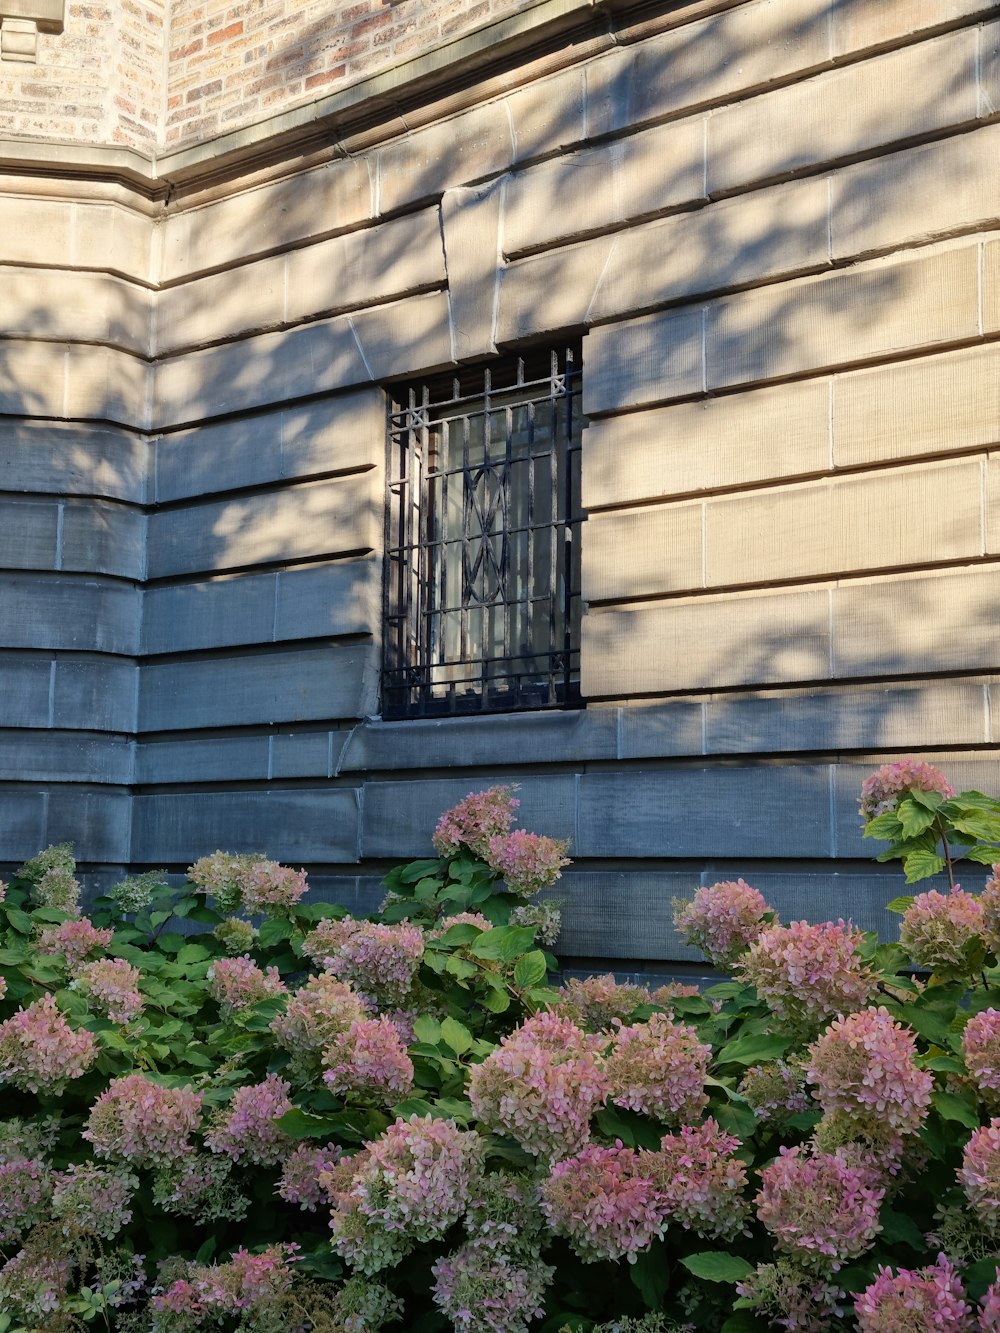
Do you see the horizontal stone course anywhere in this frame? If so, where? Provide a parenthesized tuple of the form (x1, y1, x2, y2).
(0, 576, 140, 654)
(0, 420, 148, 503)
(0, 731, 133, 784)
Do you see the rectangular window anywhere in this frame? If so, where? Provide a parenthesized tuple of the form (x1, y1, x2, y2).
(382, 345, 583, 720)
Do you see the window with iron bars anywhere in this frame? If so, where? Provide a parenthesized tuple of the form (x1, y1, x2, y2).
(382, 345, 583, 720)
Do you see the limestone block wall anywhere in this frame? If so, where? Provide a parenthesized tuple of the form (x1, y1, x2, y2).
(2, 0, 1000, 968)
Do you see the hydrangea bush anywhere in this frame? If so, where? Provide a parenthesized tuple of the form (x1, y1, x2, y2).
(6, 765, 1000, 1331)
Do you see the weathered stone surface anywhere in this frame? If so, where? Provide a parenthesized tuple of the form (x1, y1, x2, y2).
(833, 343, 1000, 467)
(350, 290, 453, 381)
(45, 787, 131, 863)
(0, 499, 60, 570)
(581, 589, 831, 697)
(0, 731, 133, 784)
(441, 181, 504, 359)
(496, 237, 617, 345)
(53, 657, 138, 732)
(981, 453, 1000, 556)
(138, 643, 377, 731)
(135, 735, 270, 784)
(983, 17, 1000, 119)
(0, 576, 140, 653)
(829, 0, 1000, 58)
(616, 701, 706, 759)
(502, 115, 706, 255)
(0, 421, 147, 503)
(146, 474, 377, 579)
(65, 345, 151, 429)
(273, 558, 379, 641)
(704, 458, 982, 588)
(159, 157, 374, 284)
(61, 501, 145, 579)
(74, 203, 153, 282)
(583, 307, 704, 416)
(506, 67, 587, 164)
(3, 268, 150, 354)
(831, 124, 1000, 260)
(0, 655, 53, 728)
(582, 504, 703, 601)
(0, 340, 71, 420)
(377, 102, 514, 214)
(831, 567, 1000, 677)
(983, 238, 1000, 333)
(361, 775, 576, 857)
(706, 245, 979, 389)
(0, 194, 72, 266)
(556, 870, 703, 961)
(0, 791, 47, 859)
(576, 765, 831, 858)
(583, 379, 829, 508)
(131, 788, 361, 864)
(142, 575, 277, 655)
(155, 254, 285, 354)
(588, 177, 831, 321)
(708, 27, 979, 194)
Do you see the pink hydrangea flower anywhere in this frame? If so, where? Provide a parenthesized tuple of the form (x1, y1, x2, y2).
(959, 1119, 1000, 1226)
(301, 916, 360, 963)
(432, 787, 520, 858)
(35, 916, 114, 967)
(673, 880, 773, 968)
(0, 880, 5, 904)
(84, 1072, 203, 1167)
(736, 1260, 846, 1333)
(548, 974, 654, 1032)
(0, 1247, 72, 1322)
(755, 1147, 884, 1271)
(205, 1073, 293, 1166)
(469, 1010, 609, 1160)
(651, 1118, 750, 1240)
(738, 1062, 810, 1122)
(982, 867, 1000, 958)
(0, 993, 97, 1094)
(324, 919, 425, 1006)
(484, 830, 571, 897)
(859, 758, 955, 820)
(432, 1244, 554, 1333)
(71, 956, 143, 1023)
(207, 955, 286, 1016)
(323, 1015, 414, 1103)
(276, 1143, 344, 1212)
(980, 1275, 1000, 1331)
(961, 1008, 1000, 1106)
(432, 911, 495, 938)
(331, 1117, 484, 1274)
(51, 1162, 137, 1239)
(806, 1007, 932, 1142)
(899, 887, 984, 975)
(540, 1141, 667, 1263)
(736, 920, 879, 1034)
(854, 1254, 973, 1332)
(0, 1158, 52, 1243)
(153, 1151, 250, 1224)
(269, 972, 366, 1074)
(153, 1243, 299, 1319)
(238, 858, 308, 915)
(606, 1011, 710, 1125)
(187, 850, 259, 913)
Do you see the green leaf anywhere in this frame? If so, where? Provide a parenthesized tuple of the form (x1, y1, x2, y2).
(257, 916, 293, 948)
(864, 812, 904, 840)
(399, 859, 443, 884)
(897, 797, 938, 838)
(439, 1017, 474, 1055)
(470, 925, 537, 962)
(712, 1101, 758, 1139)
(906, 1007, 955, 1048)
(629, 1242, 670, 1309)
(445, 956, 479, 980)
(963, 1258, 1000, 1301)
(513, 950, 548, 988)
(412, 1015, 441, 1044)
(960, 845, 1000, 866)
(594, 1107, 664, 1151)
(437, 923, 485, 946)
(878, 1206, 925, 1249)
(275, 1108, 344, 1140)
(681, 1252, 754, 1283)
(884, 896, 915, 915)
(390, 1098, 437, 1119)
(4, 907, 32, 934)
(716, 1034, 791, 1067)
(721, 1314, 771, 1333)
(903, 850, 947, 883)
(910, 788, 946, 812)
(921, 1054, 965, 1073)
(480, 986, 511, 1014)
(932, 1090, 980, 1130)
(176, 942, 211, 964)
(952, 813, 1000, 842)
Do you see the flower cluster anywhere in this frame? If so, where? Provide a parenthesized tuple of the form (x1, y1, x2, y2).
(72, 956, 144, 1023)
(237, 858, 308, 915)
(323, 1015, 415, 1103)
(332, 1117, 484, 1273)
(510, 900, 562, 945)
(899, 887, 985, 975)
(606, 1011, 710, 1125)
(152, 1243, 299, 1323)
(35, 915, 114, 966)
(187, 850, 260, 913)
(738, 1062, 810, 1122)
(432, 786, 520, 858)
(964, 1009, 1000, 1107)
(806, 1007, 932, 1144)
(51, 1162, 138, 1239)
(324, 919, 426, 1006)
(300, 916, 357, 963)
(213, 915, 259, 953)
(982, 867, 1000, 958)
(736, 920, 879, 1034)
(276, 1143, 343, 1212)
(109, 870, 168, 914)
(859, 758, 955, 820)
(960, 1119, 1000, 1228)
(651, 1119, 750, 1240)
(0, 1245, 72, 1324)
(17, 841, 75, 883)
(0, 1156, 52, 1243)
(540, 1142, 666, 1263)
(153, 1152, 250, 1224)
(0, 993, 97, 1094)
(755, 1147, 884, 1271)
(432, 1243, 554, 1333)
(469, 1011, 609, 1160)
(204, 1073, 293, 1166)
(673, 879, 773, 969)
(33, 867, 82, 914)
(207, 955, 286, 1016)
(737, 1259, 846, 1333)
(982, 1278, 1000, 1332)
(485, 830, 570, 897)
(548, 974, 653, 1033)
(854, 1254, 973, 1332)
(269, 972, 366, 1074)
(464, 1171, 548, 1257)
(85, 1072, 203, 1167)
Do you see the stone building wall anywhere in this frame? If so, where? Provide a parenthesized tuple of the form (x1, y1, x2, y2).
(1, 0, 999, 969)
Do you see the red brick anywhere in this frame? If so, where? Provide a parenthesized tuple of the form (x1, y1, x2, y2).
(304, 63, 345, 90)
(207, 19, 243, 44)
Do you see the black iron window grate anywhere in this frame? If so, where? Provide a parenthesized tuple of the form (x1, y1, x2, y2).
(382, 346, 583, 720)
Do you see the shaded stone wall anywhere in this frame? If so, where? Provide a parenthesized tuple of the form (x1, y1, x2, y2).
(2, 0, 999, 967)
